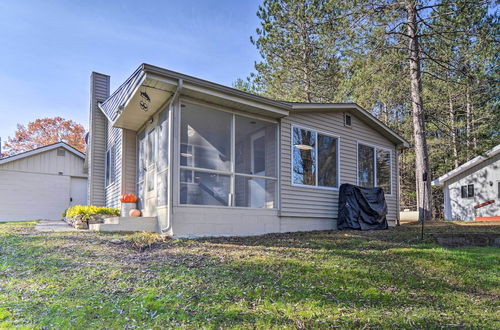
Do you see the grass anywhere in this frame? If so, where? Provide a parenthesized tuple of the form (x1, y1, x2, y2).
(0, 221, 498, 328)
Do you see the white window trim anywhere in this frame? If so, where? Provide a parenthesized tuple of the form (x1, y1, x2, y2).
(356, 141, 393, 196)
(178, 101, 279, 209)
(290, 124, 341, 191)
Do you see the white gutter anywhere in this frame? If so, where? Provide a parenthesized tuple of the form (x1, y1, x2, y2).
(163, 79, 183, 235)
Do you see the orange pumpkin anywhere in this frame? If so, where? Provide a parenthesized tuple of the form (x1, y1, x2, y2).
(120, 193, 138, 203)
(129, 209, 141, 217)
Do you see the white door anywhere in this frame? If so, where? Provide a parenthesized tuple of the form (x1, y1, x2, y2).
(70, 177, 87, 207)
(0, 171, 71, 221)
(144, 126, 157, 216)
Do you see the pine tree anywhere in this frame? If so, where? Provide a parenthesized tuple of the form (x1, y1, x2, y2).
(251, 0, 344, 102)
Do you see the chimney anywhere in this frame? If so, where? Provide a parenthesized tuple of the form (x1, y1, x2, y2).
(87, 72, 111, 206)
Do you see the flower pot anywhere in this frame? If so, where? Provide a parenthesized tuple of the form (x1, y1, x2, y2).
(121, 202, 137, 217)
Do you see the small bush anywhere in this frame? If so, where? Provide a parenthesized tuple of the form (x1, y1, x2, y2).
(127, 232, 166, 251)
(61, 208, 68, 218)
(65, 205, 120, 220)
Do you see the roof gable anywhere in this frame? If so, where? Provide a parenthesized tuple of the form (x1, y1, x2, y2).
(432, 144, 500, 186)
(0, 142, 85, 165)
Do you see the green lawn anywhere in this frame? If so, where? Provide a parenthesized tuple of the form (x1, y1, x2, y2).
(0, 221, 498, 329)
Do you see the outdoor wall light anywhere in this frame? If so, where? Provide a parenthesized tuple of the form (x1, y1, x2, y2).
(139, 90, 151, 112)
(140, 91, 151, 102)
(294, 144, 314, 151)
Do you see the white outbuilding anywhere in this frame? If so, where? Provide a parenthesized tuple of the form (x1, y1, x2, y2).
(0, 142, 88, 221)
(432, 144, 500, 221)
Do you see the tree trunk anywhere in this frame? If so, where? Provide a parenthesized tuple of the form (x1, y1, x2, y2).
(472, 101, 477, 150)
(466, 85, 472, 159)
(407, 2, 432, 221)
(449, 92, 459, 168)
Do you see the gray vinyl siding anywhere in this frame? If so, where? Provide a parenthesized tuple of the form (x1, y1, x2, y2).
(105, 126, 123, 209)
(445, 152, 500, 220)
(87, 72, 110, 206)
(280, 111, 398, 220)
(121, 129, 137, 196)
(0, 148, 86, 177)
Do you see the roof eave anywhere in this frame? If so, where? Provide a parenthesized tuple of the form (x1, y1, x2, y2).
(142, 64, 291, 113)
(290, 103, 410, 148)
(0, 142, 85, 165)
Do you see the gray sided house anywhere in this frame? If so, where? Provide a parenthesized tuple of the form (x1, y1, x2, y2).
(432, 144, 500, 221)
(86, 64, 408, 236)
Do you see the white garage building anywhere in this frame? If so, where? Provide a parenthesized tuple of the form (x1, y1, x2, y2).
(0, 142, 88, 222)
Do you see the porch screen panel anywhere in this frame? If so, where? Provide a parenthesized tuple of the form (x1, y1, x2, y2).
(234, 116, 277, 208)
(180, 170, 230, 206)
(234, 176, 275, 208)
(157, 109, 169, 206)
(180, 102, 278, 208)
(136, 131, 146, 210)
(180, 103, 232, 171)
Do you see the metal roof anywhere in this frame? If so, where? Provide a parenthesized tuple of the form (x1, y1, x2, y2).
(432, 144, 500, 186)
(97, 63, 410, 147)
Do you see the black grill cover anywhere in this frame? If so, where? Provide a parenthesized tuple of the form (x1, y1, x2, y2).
(337, 184, 388, 230)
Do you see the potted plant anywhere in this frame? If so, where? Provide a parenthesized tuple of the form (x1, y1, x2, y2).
(120, 194, 138, 217)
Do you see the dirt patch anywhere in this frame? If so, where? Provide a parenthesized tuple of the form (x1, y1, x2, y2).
(433, 232, 500, 247)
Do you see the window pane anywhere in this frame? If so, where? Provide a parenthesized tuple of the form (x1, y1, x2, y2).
(317, 134, 338, 187)
(111, 145, 117, 184)
(235, 116, 277, 177)
(461, 186, 467, 198)
(157, 171, 168, 206)
(376, 149, 391, 194)
(147, 129, 156, 165)
(180, 103, 232, 171)
(137, 181, 144, 210)
(292, 128, 316, 185)
(467, 184, 474, 198)
(147, 171, 154, 192)
(137, 131, 146, 182)
(358, 144, 374, 187)
(180, 170, 230, 206)
(105, 149, 110, 186)
(157, 109, 169, 172)
(235, 176, 276, 208)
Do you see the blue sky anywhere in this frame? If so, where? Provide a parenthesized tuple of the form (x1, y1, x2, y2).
(0, 0, 262, 146)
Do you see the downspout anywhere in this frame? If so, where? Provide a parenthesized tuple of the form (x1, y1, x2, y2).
(162, 79, 183, 234)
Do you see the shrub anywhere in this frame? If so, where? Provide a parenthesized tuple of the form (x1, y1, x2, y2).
(127, 232, 166, 251)
(65, 205, 120, 220)
(61, 208, 68, 218)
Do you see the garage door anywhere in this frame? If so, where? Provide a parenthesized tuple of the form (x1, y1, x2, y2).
(0, 171, 71, 221)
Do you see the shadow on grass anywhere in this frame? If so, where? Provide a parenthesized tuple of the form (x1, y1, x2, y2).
(1, 222, 498, 328)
